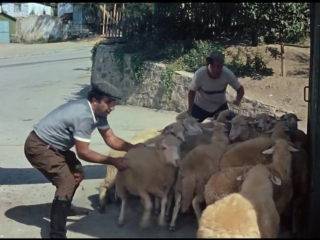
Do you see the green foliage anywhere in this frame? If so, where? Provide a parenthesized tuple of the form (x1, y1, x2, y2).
(111, 39, 268, 98)
(240, 3, 310, 43)
(163, 65, 176, 98)
(91, 40, 105, 63)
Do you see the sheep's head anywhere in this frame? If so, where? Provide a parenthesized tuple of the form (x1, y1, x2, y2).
(175, 111, 190, 121)
(279, 113, 301, 130)
(180, 117, 203, 135)
(262, 139, 299, 156)
(236, 164, 282, 190)
(158, 122, 186, 142)
(216, 109, 237, 122)
(228, 115, 254, 141)
(156, 134, 182, 168)
(253, 113, 278, 132)
(265, 121, 291, 140)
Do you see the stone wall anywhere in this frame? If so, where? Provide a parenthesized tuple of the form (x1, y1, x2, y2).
(91, 45, 289, 117)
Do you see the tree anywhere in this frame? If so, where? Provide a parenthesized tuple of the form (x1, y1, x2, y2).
(240, 2, 310, 77)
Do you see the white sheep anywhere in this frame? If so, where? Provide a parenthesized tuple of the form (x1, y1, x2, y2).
(253, 112, 278, 132)
(220, 121, 291, 169)
(219, 137, 274, 169)
(176, 110, 191, 121)
(98, 121, 196, 213)
(115, 132, 184, 228)
(169, 122, 229, 231)
(261, 139, 299, 215)
(228, 114, 271, 142)
(197, 164, 281, 238)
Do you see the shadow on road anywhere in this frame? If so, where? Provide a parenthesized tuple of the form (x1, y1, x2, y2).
(64, 84, 91, 103)
(5, 193, 198, 238)
(0, 165, 106, 185)
(73, 67, 91, 71)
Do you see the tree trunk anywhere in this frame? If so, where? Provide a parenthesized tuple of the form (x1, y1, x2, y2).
(251, 27, 259, 47)
(279, 33, 286, 77)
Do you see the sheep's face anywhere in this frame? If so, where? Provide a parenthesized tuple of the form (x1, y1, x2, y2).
(159, 135, 182, 167)
(229, 115, 254, 141)
(279, 113, 301, 130)
(265, 121, 290, 137)
(262, 139, 299, 155)
(253, 113, 278, 132)
(236, 164, 282, 190)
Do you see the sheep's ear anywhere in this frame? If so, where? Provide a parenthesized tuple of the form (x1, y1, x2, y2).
(236, 175, 243, 181)
(176, 131, 186, 142)
(270, 173, 281, 185)
(244, 117, 254, 126)
(265, 128, 275, 134)
(262, 147, 274, 154)
(205, 127, 214, 132)
(160, 125, 173, 134)
(289, 146, 299, 152)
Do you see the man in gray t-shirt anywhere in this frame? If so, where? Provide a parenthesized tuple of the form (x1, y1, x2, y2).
(24, 81, 144, 238)
(188, 51, 245, 122)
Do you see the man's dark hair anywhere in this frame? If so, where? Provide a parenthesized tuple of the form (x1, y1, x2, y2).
(206, 51, 225, 66)
(87, 80, 122, 103)
(87, 90, 104, 102)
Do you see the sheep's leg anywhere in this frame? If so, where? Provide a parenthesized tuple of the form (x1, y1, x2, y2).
(192, 195, 203, 222)
(140, 192, 152, 228)
(118, 197, 127, 226)
(154, 197, 160, 215)
(169, 192, 181, 231)
(165, 189, 173, 222)
(116, 175, 126, 226)
(158, 188, 170, 227)
(98, 180, 108, 213)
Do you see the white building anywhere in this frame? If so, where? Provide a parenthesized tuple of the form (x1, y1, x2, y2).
(57, 3, 73, 17)
(1, 2, 52, 18)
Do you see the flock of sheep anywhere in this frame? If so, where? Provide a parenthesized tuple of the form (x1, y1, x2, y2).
(97, 109, 308, 238)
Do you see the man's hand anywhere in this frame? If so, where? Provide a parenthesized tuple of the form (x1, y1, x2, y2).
(111, 157, 129, 172)
(132, 143, 146, 148)
(232, 99, 241, 106)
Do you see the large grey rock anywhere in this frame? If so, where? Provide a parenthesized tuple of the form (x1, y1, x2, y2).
(16, 15, 69, 43)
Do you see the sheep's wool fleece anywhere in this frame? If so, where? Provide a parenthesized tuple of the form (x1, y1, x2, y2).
(197, 193, 260, 238)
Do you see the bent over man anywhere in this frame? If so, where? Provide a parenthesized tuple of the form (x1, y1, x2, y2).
(24, 81, 144, 238)
(187, 51, 245, 122)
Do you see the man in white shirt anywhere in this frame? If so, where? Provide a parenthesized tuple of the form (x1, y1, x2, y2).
(187, 51, 245, 122)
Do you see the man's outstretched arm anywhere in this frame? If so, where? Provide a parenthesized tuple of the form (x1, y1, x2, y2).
(234, 85, 244, 105)
(98, 128, 135, 152)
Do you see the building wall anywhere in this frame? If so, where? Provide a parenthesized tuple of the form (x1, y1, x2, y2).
(57, 3, 73, 17)
(1, 3, 51, 18)
(0, 13, 16, 35)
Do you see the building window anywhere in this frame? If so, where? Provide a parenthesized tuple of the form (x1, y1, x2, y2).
(14, 3, 21, 12)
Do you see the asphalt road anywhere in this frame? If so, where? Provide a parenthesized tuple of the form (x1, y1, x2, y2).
(0, 45, 197, 238)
